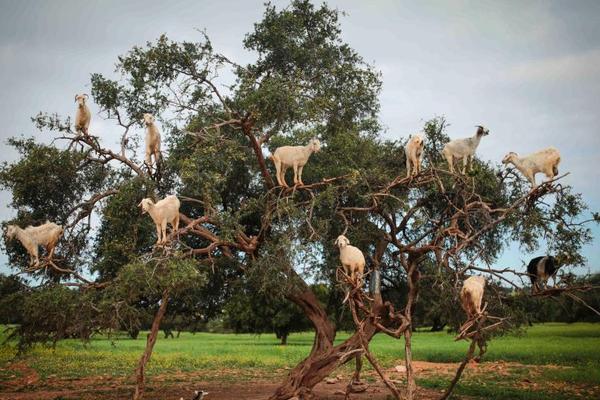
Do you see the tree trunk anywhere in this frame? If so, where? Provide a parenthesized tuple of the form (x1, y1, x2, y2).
(271, 282, 385, 400)
(403, 255, 421, 400)
(133, 289, 169, 400)
(280, 332, 288, 346)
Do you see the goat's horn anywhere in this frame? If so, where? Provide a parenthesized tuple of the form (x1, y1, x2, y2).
(83, 94, 89, 99)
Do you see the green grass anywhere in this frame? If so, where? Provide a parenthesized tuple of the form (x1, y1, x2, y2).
(1, 322, 599, 398)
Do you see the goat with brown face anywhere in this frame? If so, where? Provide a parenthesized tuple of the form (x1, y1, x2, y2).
(74, 93, 91, 135)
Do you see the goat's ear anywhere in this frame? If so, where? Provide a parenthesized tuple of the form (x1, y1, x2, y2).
(74, 95, 78, 102)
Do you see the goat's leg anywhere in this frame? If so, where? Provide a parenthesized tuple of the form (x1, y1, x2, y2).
(31, 246, 40, 267)
(406, 156, 411, 177)
(173, 215, 180, 242)
(47, 242, 56, 261)
(297, 165, 304, 185)
(528, 173, 537, 188)
(155, 224, 162, 245)
(292, 163, 300, 186)
(280, 166, 289, 188)
(272, 159, 283, 186)
(416, 155, 422, 174)
(161, 222, 168, 244)
(462, 156, 468, 174)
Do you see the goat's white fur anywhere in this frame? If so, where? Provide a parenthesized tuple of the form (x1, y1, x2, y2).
(405, 134, 425, 177)
(269, 139, 321, 187)
(5, 221, 63, 266)
(442, 126, 489, 173)
(138, 195, 180, 244)
(143, 113, 161, 166)
(460, 275, 486, 319)
(74, 94, 91, 135)
(335, 235, 366, 283)
(502, 147, 561, 188)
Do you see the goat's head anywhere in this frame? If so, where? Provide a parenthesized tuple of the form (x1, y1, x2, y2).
(138, 198, 154, 214)
(335, 235, 350, 249)
(143, 113, 155, 126)
(192, 390, 209, 400)
(475, 125, 489, 136)
(74, 93, 88, 107)
(309, 138, 321, 153)
(412, 134, 424, 147)
(502, 152, 517, 164)
(5, 225, 18, 240)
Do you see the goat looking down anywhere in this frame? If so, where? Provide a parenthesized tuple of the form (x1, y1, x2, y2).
(442, 125, 489, 174)
(527, 256, 559, 293)
(74, 93, 91, 135)
(405, 134, 425, 177)
(5, 221, 64, 266)
(138, 195, 180, 244)
(334, 235, 366, 283)
(460, 275, 486, 319)
(269, 138, 321, 187)
(502, 147, 561, 188)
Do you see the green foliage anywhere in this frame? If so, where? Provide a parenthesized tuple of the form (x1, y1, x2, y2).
(6, 284, 97, 351)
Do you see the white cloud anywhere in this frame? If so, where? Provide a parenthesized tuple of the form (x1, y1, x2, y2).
(505, 49, 600, 83)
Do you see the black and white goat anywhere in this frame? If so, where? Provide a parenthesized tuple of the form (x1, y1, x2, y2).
(527, 256, 559, 293)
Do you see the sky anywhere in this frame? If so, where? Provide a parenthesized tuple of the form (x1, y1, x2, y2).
(0, 0, 599, 277)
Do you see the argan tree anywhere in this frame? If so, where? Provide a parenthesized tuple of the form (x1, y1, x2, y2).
(1, 1, 597, 399)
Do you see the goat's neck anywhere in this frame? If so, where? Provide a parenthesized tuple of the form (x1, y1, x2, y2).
(303, 143, 314, 157)
(13, 227, 29, 243)
(145, 205, 160, 222)
(508, 155, 525, 170)
(471, 132, 484, 149)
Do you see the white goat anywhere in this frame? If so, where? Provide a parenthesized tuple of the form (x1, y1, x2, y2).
(502, 147, 561, 188)
(460, 275, 486, 319)
(138, 195, 180, 244)
(74, 94, 91, 135)
(269, 139, 321, 187)
(405, 134, 425, 177)
(335, 235, 366, 283)
(143, 113, 161, 166)
(5, 221, 63, 266)
(442, 125, 489, 173)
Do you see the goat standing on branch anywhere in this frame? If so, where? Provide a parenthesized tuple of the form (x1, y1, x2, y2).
(404, 134, 424, 177)
(74, 93, 91, 135)
(460, 275, 486, 319)
(138, 195, 180, 245)
(527, 255, 560, 293)
(269, 138, 321, 187)
(502, 147, 561, 188)
(5, 221, 63, 267)
(335, 235, 366, 285)
(442, 125, 489, 173)
(143, 113, 162, 167)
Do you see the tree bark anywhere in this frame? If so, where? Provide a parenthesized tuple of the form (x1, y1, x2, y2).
(272, 279, 386, 400)
(403, 254, 421, 400)
(133, 289, 169, 400)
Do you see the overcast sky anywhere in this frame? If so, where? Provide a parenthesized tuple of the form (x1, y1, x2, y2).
(0, 0, 599, 277)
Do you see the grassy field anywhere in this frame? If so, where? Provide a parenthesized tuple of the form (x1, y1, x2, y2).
(0, 322, 599, 399)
